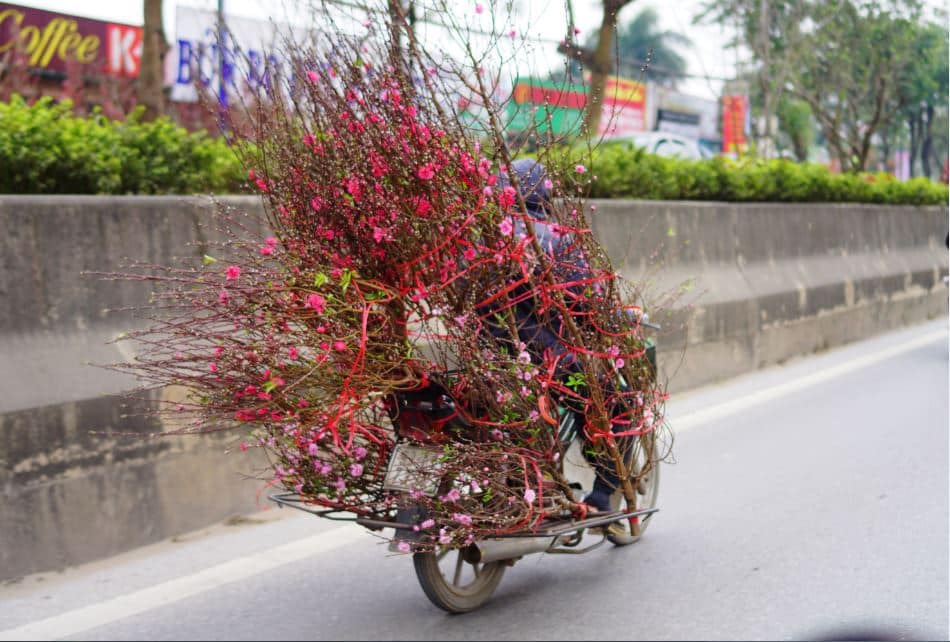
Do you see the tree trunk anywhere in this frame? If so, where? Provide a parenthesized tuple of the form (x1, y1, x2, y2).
(757, 0, 774, 159)
(920, 102, 934, 178)
(880, 130, 890, 174)
(582, 1, 630, 138)
(139, 0, 168, 121)
(907, 109, 921, 178)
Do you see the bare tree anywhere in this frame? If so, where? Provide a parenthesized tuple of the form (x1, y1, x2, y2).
(558, 0, 636, 138)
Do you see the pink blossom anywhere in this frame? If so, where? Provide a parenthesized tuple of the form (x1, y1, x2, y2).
(308, 442, 319, 456)
(209, 362, 218, 373)
(260, 245, 274, 256)
(499, 217, 514, 236)
(524, 488, 536, 503)
(306, 69, 319, 83)
(349, 463, 364, 477)
(615, 358, 625, 368)
(508, 29, 517, 39)
(463, 247, 477, 262)
(265, 237, 278, 247)
(333, 340, 347, 352)
(306, 293, 326, 313)
(288, 346, 299, 360)
(453, 512, 473, 525)
(225, 265, 241, 280)
(239, 442, 249, 452)
(607, 345, 620, 358)
(475, 3, 484, 14)
(573, 26, 581, 35)
(575, 164, 587, 174)
(439, 529, 452, 545)
(397, 541, 411, 553)
(354, 446, 367, 460)
(529, 409, 540, 422)
(543, 178, 553, 189)
(442, 488, 461, 502)
(416, 163, 436, 180)
(499, 185, 517, 208)
(373, 227, 387, 243)
(345, 176, 362, 200)
(174, 352, 184, 360)
(421, 518, 435, 529)
(482, 186, 493, 197)
(218, 290, 229, 304)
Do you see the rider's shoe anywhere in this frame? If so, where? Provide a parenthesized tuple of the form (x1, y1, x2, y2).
(583, 490, 627, 538)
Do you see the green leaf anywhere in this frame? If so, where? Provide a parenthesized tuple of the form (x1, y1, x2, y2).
(263, 380, 277, 393)
(313, 272, 328, 287)
(202, 254, 217, 265)
(340, 269, 352, 293)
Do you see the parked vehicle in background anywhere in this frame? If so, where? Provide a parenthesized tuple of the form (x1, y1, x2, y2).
(613, 132, 711, 160)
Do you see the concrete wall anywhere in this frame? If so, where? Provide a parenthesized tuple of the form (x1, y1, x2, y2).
(589, 200, 948, 391)
(1, 196, 946, 580)
(0, 196, 269, 581)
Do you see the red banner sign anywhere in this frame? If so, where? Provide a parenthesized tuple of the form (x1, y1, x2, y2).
(0, 3, 142, 77)
(721, 95, 749, 154)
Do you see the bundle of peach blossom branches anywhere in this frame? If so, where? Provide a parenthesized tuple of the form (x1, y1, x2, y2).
(109, 3, 670, 550)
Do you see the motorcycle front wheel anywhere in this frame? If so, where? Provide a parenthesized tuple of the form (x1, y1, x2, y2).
(413, 547, 506, 613)
(606, 430, 661, 546)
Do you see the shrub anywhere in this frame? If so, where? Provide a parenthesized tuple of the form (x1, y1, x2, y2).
(0, 96, 246, 195)
(563, 144, 948, 206)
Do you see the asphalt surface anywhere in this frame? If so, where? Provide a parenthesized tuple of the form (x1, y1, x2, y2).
(1, 319, 947, 641)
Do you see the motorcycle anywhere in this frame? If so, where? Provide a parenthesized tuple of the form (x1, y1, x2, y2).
(271, 328, 662, 614)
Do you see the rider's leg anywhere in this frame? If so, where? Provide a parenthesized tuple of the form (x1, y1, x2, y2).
(581, 431, 621, 512)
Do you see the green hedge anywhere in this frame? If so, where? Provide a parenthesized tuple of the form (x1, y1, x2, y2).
(552, 142, 949, 206)
(0, 96, 246, 195)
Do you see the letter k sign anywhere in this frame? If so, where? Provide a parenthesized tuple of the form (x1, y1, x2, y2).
(107, 25, 143, 77)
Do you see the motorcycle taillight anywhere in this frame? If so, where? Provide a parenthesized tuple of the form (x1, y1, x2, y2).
(396, 407, 446, 443)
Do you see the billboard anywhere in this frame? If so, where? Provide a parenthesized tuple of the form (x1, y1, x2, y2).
(166, 6, 299, 104)
(506, 75, 647, 138)
(0, 2, 142, 77)
(648, 86, 719, 143)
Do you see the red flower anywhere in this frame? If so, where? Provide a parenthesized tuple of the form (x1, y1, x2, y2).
(416, 163, 436, 180)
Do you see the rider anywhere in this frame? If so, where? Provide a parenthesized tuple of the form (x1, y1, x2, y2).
(480, 158, 623, 515)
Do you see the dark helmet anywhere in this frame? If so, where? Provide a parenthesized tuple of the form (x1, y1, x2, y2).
(498, 159, 551, 217)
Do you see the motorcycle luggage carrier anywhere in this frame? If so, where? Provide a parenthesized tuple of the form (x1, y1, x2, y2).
(268, 492, 361, 522)
(354, 507, 659, 537)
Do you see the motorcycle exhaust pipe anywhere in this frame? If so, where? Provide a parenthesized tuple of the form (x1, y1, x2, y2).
(463, 536, 555, 564)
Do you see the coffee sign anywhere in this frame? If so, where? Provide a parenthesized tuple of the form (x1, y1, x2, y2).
(0, 3, 142, 77)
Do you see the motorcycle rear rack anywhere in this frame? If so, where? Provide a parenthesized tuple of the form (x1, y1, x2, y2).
(270, 491, 659, 539)
(355, 506, 659, 538)
(269, 492, 361, 522)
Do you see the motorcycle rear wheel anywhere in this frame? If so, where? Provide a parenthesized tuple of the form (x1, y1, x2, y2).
(413, 547, 506, 613)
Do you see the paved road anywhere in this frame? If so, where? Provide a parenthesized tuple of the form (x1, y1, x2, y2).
(2, 320, 947, 641)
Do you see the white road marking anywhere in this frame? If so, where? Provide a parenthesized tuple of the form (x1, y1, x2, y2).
(0, 326, 945, 640)
(672, 328, 947, 432)
(0, 524, 360, 642)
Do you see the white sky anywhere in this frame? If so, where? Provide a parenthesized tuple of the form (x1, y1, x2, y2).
(8, 0, 947, 101)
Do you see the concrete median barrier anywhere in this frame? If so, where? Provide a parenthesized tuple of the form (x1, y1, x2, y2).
(0, 195, 946, 580)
